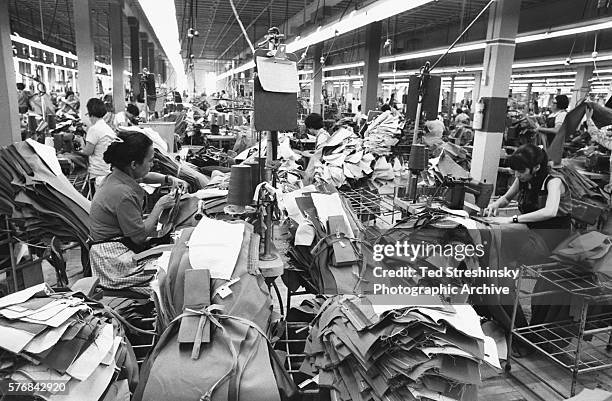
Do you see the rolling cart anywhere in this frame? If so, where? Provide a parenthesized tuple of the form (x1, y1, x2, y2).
(505, 262, 612, 397)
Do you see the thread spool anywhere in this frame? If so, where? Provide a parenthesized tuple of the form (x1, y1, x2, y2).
(245, 161, 261, 196)
(408, 144, 428, 171)
(62, 133, 74, 153)
(53, 133, 64, 152)
(46, 114, 56, 130)
(227, 165, 253, 208)
(28, 115, 37, 133)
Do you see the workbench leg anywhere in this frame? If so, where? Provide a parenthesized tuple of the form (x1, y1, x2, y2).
(571, 300, 589, 397)
(505, 265, 524, 373)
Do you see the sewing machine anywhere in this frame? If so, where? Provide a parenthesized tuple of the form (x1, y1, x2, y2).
(442, 177, 494, 212)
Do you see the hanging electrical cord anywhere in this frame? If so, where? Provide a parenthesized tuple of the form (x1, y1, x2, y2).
(228, 0, 255, 54)
(430, 0, 496, 71)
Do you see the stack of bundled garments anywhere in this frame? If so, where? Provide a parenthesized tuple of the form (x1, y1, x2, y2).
(134, 218, 295, 401)
(0, 139, 90, 247)
(281, 185, 377, 294)
(192, 182, 229, 215)
(152, 149, 210, 191)
(305, 127, 396, 189)
(300, 295, 501, 401)
(363, 111, 401, 155)
(0, 283, 139, 401)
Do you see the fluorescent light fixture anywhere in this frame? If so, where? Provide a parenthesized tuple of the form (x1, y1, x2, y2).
(11, 34, 76, 58)
(380, 42, 485, 64)
(298, 69, 314, 75)
(590, 76, 612, 81)
(512, 72, 576, 78)
(217, 60, 255, 81)
(516, 19, 612, 43)
(441, 76, 476, 81)
(594, 69, 612, 74)
(323, 75, 364, 81)
(379, 71, 414, 78)
(323, 62, 364, 72)
(287, 0, 433, 54)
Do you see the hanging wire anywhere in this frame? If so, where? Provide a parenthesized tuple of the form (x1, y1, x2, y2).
(228, 0, 255, 54)
(430, 0, 496, 71)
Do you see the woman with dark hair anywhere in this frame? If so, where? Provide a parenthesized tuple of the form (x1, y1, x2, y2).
(536, 94, 569, 147)
(304, 112, 330, 150)
(89, 131, 176, 294)
(485, 144, 571, 241)
(485, 144, 573, 327)
(79, 98, 117, 192)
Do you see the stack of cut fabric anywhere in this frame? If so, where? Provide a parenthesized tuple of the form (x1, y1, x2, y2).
(305, 128, 383, 188)
(0, 140, 90, 247)
(192, 185, 229, 215)
(0, 283, 139, 401)
(301, 295, 500, 401)
(152, 149, 210, 191)
(363, 111, 401, 156)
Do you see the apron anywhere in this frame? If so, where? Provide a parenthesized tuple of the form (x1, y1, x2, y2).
(90, 240, 153, 295)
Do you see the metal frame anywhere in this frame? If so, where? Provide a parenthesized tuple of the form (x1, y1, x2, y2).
(339, 187, 398, 227)
(505, 262, 612, 398)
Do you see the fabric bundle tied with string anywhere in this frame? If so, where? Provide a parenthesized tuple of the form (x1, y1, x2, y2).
(133, 223, 296, 401)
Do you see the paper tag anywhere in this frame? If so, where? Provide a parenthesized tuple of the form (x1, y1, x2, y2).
(213, 277, 241, 299)
(216, 286, 233, 298)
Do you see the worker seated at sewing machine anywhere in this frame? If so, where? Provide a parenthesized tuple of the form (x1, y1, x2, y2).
(88, 131, 183, 295)
(483, 144, 576, 330)
(484, 144, 571, 251)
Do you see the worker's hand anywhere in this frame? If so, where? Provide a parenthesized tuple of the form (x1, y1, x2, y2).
(168, 176, 188, 191)
(585, 106, 593, 121)
(483, 201, 501, 217)
(153, 193, 176, 211)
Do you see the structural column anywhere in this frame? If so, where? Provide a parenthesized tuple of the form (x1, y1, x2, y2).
(109, 0, 126, 112)
(472, 71, 482, 104)
(0, 0, 21, 145)
(140, 33, 149, 71)
(570, 65, 593, 108)
(128, 17, 140, 98)
(74, 0, 96, 120)
(311, 43, 323, 115)
(147, 42, 155, 74)
(470, 0, 521, 189)
(449, 75, 456, 109)
(363, 21, 382, 113)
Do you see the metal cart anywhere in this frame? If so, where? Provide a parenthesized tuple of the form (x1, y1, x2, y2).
(505, 262, 612, 398)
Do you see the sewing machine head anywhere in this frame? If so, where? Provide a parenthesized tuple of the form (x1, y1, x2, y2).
(443, 177, 493, 211)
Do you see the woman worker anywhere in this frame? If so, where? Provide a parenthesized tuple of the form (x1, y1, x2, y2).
(79, 98, 117, 193)
(304, 113, 331, 150)
(89, 131, 177, 294)
(535, 94, 569, 148)
(484, 143, 572, 327)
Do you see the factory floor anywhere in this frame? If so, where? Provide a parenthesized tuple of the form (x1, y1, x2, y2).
(41, 238, 612, 401)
